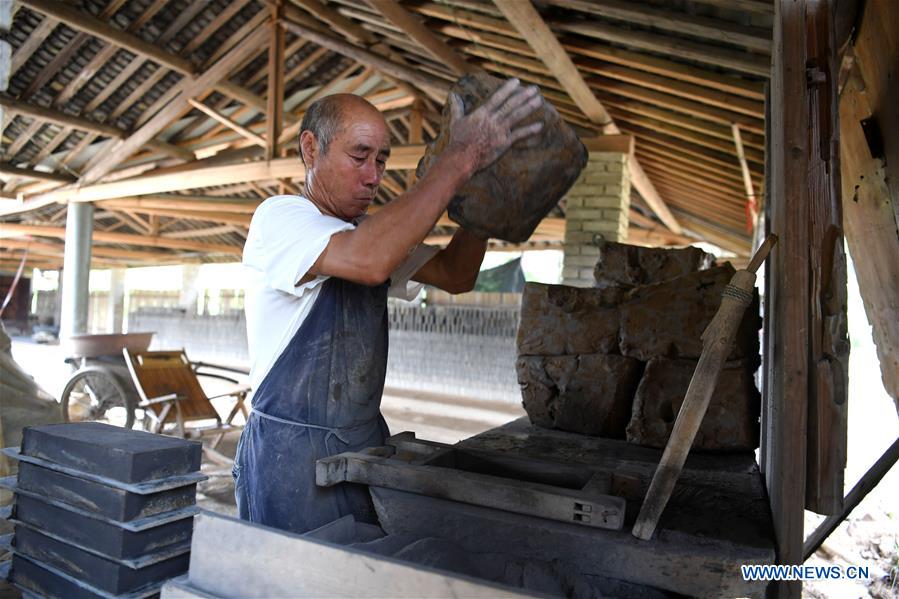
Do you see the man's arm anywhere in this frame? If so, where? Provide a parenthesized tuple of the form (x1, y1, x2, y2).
(412, 229, 487, 294)
(309, 79, 542, 286)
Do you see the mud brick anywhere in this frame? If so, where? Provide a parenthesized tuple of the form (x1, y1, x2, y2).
(417, 72, 587, 242)
(620, 265, 760, 361)
(626, 358, 760, 451)
(21, 422, 202, 484)
(14, 524, 189, 595)
(517, 283, 625, 356)
(517, 354, 643, 438)
(17, 461, 197, 522)
(594, 240, 715, 289)
(13, 494, 193, 560)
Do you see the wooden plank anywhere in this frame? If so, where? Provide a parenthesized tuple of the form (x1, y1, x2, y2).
(0, 223, 241, 255)
(544, 0, 771, 52)
(18, 0, 194, 74)
(10, 145, 426, 212)
(10, 16, 58, 77)
(99, 206, 253, 227)
(554, 19, 771, 77)
(161, 225, 238, 239)
(0, 162, 73, 183)
(100, 195, 262, 213)
(763, 2, 809, 595)
(0, 96, 192, 161)
(186, 511, 531, 598)
(366, 0, 475, 75)
(80, 25, 270, 184)
(187, 99, 266, 148)
(840, 0, 899, 410)
(285, 0, 428, 103)
(280, 18, 451, 97)
(266, 2, 285, 160)
(560, 37, 765, 100)
(54, 0, 168, 106)
(423, 6, 767, 101)
(732, 124, 760, 228)
(317, 447, 626, 531)
(803, 437, 899, 560)
(494, 0, 614, 128)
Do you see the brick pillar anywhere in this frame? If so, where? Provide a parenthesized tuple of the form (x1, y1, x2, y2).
(562, 151, 631, 287)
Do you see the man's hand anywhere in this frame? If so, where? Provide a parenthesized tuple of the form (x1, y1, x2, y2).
(446, 78, 544, 174)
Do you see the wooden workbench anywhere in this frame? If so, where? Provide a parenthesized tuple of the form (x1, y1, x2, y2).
(371, 417, 775, 597)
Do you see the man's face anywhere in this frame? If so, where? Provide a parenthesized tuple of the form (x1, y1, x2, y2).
(307, 109, 391, 221)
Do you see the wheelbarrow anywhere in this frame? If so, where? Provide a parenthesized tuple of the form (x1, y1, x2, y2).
(60, 332, 154, 429)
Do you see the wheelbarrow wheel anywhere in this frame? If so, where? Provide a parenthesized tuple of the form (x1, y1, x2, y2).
(60, 366, 137, 429)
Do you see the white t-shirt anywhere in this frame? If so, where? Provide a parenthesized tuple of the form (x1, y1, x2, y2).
(243, 195, 438, 389)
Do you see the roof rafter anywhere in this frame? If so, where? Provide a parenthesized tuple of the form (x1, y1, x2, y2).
(79, 25, 270, 184)
(365, 0, 476, 76)
(0, 223, 242, 255)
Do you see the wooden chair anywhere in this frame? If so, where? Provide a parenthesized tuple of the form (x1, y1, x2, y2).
(123, 348, 250, 450)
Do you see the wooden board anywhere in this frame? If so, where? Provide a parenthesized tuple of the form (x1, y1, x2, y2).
(182, 511, 534, 598)
(316, 436, 627, 530)
(369, 418, 775, 598)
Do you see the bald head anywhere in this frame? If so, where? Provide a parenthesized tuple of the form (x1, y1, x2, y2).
(298, 94, 386, 164)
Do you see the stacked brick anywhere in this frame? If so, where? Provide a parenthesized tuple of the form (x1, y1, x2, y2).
(517, 241, 762, 452)
(562, 152, 631, 287)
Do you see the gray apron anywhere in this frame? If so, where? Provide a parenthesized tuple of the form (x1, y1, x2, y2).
(233, 276, 390, 533)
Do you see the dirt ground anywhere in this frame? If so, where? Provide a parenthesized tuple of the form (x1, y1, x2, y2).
(6, 336, 898, 597)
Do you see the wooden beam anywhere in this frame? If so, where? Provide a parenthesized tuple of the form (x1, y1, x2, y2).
(0, 223, 242, 255)
(543, 0, 771, 53)
(9, 146, 426, 212)
(279, 18, 451, 97)
(0, 95, 192, 161)
(493, 0, 681, 235)
(79, 25, 270, 184)
(0, 162, 73, 183)
(162, 225, 239, 239)
(187, 99, 266, 148)
(418, 5, 766, 100)
(840, 0, 899, 410)
(99, 195, 262, 213)
(494, 0, 614, 130)
(764, 4, 809, 593)
(285, 1, 430, 103)
(554, 18, 770, 77)
(10, 16, 58, 78)
(19, 0, 193, 72)
(99, 204, 254, 227)
(732, 124, 758, 230)
(266, 1, 285, 161)
(365, 0, 475, 75)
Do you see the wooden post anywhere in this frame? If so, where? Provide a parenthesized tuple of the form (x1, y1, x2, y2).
(763, 1, 848, 596)
(804, 0, 848, 517)
(764, 3, 810, 598)
(266, 1, 285, 162)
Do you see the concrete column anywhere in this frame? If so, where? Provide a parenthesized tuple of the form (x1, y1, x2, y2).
(179, 264, 202, 314)
(562, 151, 631, 287)
(59, 202, 94, 339)
(107, 268, 126, 333)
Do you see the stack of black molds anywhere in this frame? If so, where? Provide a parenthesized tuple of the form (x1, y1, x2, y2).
(0, 422, 205, 598)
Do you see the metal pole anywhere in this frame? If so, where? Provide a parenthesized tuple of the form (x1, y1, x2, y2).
(59, 202, 93, 339)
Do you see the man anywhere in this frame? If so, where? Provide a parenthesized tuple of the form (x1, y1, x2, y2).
(235, 78, 543, 534)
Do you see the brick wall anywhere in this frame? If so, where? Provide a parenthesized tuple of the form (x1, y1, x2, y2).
(562, 151, 631, 287)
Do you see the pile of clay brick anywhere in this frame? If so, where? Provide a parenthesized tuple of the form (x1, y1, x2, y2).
(517, 241, 761, 451)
